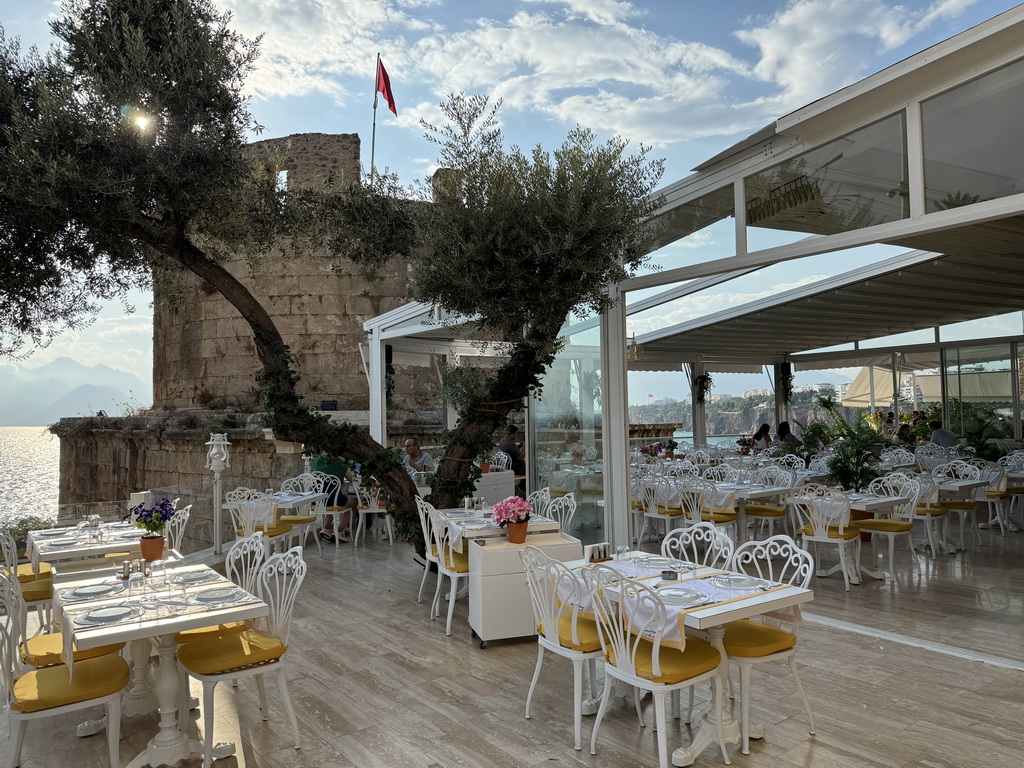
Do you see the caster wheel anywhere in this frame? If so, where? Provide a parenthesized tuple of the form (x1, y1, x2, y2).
(471, 629, 477, 639)
(479, 640, 487, 649)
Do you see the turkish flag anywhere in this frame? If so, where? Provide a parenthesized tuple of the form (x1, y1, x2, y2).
(376, 58, 397, 115)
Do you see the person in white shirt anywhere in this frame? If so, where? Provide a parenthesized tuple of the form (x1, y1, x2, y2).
(928, 421, 960, 448)
(751, 423, 772, 450)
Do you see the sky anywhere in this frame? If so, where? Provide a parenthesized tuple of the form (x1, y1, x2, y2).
(1, 0, 1021, 395)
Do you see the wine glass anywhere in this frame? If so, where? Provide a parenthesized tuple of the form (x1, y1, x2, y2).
(615, 545, 629, 561)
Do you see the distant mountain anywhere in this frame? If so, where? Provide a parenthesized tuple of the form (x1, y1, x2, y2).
(628, 368, 855, 404)
(0, 358, 151, 426)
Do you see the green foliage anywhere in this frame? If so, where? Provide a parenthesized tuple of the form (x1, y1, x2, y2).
(815, 396, 884, 491)
(3, 515, 55, 558)
(947, 399, 1011, 461)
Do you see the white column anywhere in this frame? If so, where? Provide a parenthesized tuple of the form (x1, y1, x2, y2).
(599, 286, 630, 549)
(367, 328, 386, 444)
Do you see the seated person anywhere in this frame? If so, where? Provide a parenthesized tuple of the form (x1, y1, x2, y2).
(498, 425, 527, 476)
(776, 421, 803, 448)
(312, 453, 359, 543)
(892, 423, 915, 447)
(928, 420, 960, 448)
(403, 437, 435, 476)
(751, 423, 772, 450)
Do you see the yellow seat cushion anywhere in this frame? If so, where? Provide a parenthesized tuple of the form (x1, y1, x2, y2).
(986, 490, 1012, 499)
(702, 510, 738, 523)
(612, 636, 720, 684)
(235, 523, 292, 538)
(16, 562, 51, 583)
(939, 501, 977, 510)
(915, 506, 947, 516)
(799, 524, 860, 539)
(438, 546, 470, 573)
(744, 503, 787, 517)
(177, 630, 286, 676)
(21, 578, 53, 603)
(856, 518, 913, 533)
(21, 634, 125, 668)
(278, 515, 317, 525)
(538, 614, 602, 653)
(723, 619, 797, 658)
(11, 654, 131, 713)
(174, 622, 247, 644)
(1004, 486, 1024, 493)
(656, 505, 684, 516)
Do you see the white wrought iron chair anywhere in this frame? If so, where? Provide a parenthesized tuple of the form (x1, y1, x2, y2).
(0, 530, 51, 630)
(932, 460, 982, 549)
(744, 466, 796, 538)
(427, 506, 469, 636)
(489, 451, 512, 470)
(859, 473, 921, 580)
(726, 535, 815, 754)
(660, 522, 734, 569)
(639, 476, 686, 543)
(177, 547, 306, 768)
(681, 475, 737, 539)
(775, 454, 806, 471)
(224, 487, 294, 555)
(527, 487, 551, 518)
(546, 493, 577, 532)
(352, 480, 394, 547)
(278, 472, 324, 553)
(0, 620, 128, 768)
(968, 459, 1012, 535)
(415, 497, 441, 605)
(581, 564, 730, 768)
(791, 487, 860, 591)
(911, 474, 950, 558)
(165, 503, 191, 552)
(520, 546, 602, 751)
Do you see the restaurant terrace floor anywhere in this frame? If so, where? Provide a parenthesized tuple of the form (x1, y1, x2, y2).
(13, 526, 1023, 768)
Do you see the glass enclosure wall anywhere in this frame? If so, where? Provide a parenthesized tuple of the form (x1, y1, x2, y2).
(638, 185, 735, 277)
(745, 112, 908, 251)
(922, 57, 1024, 213)
(529, 326, 604, 545)
(942, 344, 1015, 440)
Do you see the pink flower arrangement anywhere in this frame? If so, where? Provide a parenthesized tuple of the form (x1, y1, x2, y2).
(569, 442, 587, 459)
(639, 442, 662, 457)
(491, 495, 532, 527)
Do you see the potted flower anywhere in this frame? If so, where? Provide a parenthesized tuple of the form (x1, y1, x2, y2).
(569, 442, 586, 465)
(126, 497, 176, 561)
(736, 436, 754, 456)
(664, 439, 679, 459)
(478, 448, 492, 474)
(491, 495, 532, 544)
(638, 443, 661, 461)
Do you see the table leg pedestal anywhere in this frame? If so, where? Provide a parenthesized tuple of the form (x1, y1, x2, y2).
(123, 638, 160, 716)
(671, 626, 763, 767)
(124, 635, 237, 768)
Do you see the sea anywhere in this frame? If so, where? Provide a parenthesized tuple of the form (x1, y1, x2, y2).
(0, 427, 60, 525)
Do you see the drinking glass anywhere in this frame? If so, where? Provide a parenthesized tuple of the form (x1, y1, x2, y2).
(149, 559, 166, 587)
(128, 571, 146, 601)
(615, 545, 629, 561)
(76, 520, 88, 538)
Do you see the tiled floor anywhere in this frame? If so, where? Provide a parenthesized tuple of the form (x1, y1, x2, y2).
(7, 521, 1024, 767)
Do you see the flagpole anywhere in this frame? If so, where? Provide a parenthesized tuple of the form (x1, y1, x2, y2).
(370, 52, 380, 182)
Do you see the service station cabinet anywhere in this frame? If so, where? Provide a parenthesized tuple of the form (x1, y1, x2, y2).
(468, 532, 582, 647)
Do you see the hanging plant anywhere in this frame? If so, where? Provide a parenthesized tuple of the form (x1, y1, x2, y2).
(781, 370, 795, 404)
(694, 372, 713, 404)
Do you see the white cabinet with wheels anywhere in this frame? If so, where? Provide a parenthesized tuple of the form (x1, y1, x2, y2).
(468, 532, 582, 647)
(474, 470, 515, 504)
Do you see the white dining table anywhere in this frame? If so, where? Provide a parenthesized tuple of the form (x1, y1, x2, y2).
(711, 482, 796, 543)
(27, 521, 149, 576)
(567, 553, 813, 766)
(56, 564, 268, 768)
(436, 507, 560, 552)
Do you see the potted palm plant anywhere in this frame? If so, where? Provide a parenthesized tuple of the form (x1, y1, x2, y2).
(814, 397, 885, 491)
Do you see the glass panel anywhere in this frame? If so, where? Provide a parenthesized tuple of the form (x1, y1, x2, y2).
(941, 345, 1014, 446)
(859, 327, 936, 349)
(746, 112, 908, 250)
(922, 58, 1024, 213)
(638, 185, 735, 276)
(530, 333, 604, 545)
(939, 311, 1024, 342)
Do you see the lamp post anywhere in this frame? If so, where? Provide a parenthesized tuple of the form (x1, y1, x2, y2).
(205, 433, 231, 555)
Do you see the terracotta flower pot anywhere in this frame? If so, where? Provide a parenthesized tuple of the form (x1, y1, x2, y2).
(505, 521, 528, 544)
(480, 462, 491, 474)
(664, 451, 675, 459)
(140, 535, 165, 562)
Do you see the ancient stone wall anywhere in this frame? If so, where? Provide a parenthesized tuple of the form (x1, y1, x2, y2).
(56, 415, 304, 555)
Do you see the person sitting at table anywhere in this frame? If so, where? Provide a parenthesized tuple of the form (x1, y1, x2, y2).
(928, 420, 961, 448)
(313, 453, 358, 543)
(892, 423, 915, 448)
(751, 423, 772, 450)
(403, 437, 436, 476)
(776, 421, 803, 448)
(882, 412, 896, 437)
(498, 425, 527, 495)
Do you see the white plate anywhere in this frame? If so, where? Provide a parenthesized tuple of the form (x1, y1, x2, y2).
(192, 587, 244, 605)
(107, 522, 133, 529)
(633, 555, 685, 570)
(658, 588, 710, 608)
(35, 529, 69, 538)
(75, 604, 143, 625)
(43, 538, 79, 548)
(710, 574, 765, 590)
(119, 530, 146, 539)
(167, 571, 218, 586)
(458, 518, 490, 526)
(67, 583, 124, 600)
